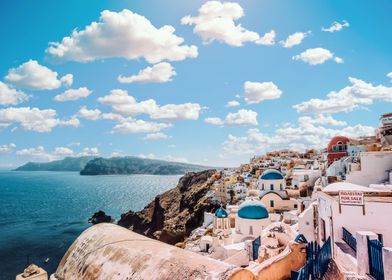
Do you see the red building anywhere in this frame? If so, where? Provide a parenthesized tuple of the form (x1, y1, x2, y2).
(327, 136, 349, 165)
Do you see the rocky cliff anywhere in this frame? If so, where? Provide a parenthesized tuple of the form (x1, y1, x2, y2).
(118, 169, 219, 245)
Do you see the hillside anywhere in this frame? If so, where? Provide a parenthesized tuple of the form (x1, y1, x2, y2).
(15, 156, 96, 172)
(118, 169, 219, 244)
(80, 156, 209, 175)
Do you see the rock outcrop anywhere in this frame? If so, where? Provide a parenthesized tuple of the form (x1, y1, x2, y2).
(118, 169, 219, 245)
(88, 210, 113, 224)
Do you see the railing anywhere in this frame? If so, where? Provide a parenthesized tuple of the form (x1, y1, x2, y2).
(342, 227, 357, 252)
(291, 237, 332, 280)
(367, 237, 384, 280)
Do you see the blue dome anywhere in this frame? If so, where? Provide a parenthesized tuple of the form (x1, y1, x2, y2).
(260, 169, 284, 180)
(238, 200, 269, 219)
(215, 207, 228, 218)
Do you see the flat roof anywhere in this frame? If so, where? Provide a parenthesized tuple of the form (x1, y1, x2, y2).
(323, 182, 392, 194)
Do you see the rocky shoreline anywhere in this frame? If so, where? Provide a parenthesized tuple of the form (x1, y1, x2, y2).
(117, 169, 220, 245)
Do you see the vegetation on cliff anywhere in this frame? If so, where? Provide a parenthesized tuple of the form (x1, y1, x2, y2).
(15, 156, 96, 172)
(118, 169, 220, 245)
(80, 156, 209, 175)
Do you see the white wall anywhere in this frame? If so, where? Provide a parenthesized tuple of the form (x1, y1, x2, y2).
(318, 192, 392, 247)
(346, 152, 392, 186)
(298, 203, 316, 242)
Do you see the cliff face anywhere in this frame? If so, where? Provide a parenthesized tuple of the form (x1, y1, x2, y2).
(118, 169, 219, 245)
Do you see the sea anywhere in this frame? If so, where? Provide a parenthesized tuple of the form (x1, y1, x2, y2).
(0, 170, 181, 280)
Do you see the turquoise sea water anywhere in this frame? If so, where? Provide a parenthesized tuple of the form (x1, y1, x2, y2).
(0, 170, 181, 280)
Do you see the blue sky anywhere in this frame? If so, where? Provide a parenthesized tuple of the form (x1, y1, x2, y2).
(0, 0, 391, 167)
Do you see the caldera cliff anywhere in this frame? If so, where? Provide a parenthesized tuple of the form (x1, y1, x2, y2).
(118, 169, 219, 245)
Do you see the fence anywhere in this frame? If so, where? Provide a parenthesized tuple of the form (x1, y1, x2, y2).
(367, 237, 384, 280)
(342, 227, 357, 252)
(291, 237, 332, 280)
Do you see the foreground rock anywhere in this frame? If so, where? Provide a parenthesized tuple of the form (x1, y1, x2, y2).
(88, 210, 113, 224)
(118, 169, 219, 245)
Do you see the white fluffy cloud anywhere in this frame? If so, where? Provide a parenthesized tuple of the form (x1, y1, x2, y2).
(221, 117, 375, 157)
(143, 132, 171, 140)
(46, 9, 198, 64)
(255, 30, 276, 46)
(118, 62, 176, 84)
(78, 147, 99, 156)
(53, 147, 74, 156)
(205, 117, 224, 126)
(294, 77, 392, 114)
(322, 20, 349, 33)
(280, 31, 310, 48)
(225, 100, 240, 107)
(181, 1, 259, 47)
(0, 107, 79, 132)
(292, 48, 342, 65)
(77, 106, 102, 121)
(138, 153, 189, 163)
(243, 81, 282, 104)
(387, 72, 392, 82)
(16, 146, 57, 161)
(15, 146, 98, 162)
(98, 89, 201, 121)
(5, 60, 72, 90)
(205, 109, 258, 126)
(0, 82, 29, 105)
(298, 114, 347, 126)
(111, 120, 172, 134)
(0, 143, 16, 153)
(54, 87, 92, 102)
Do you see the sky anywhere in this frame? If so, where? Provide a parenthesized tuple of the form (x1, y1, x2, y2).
(0, 0, 391, 167)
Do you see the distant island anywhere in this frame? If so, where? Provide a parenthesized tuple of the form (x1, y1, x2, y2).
(80, 156, 209, 175)
(14, 156, 210, 175)
(15, 156, 96, 172)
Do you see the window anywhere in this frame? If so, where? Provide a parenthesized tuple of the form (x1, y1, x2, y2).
(270, 184, 274, 190)
(280, 183, 283, 190)
(249, 226, 253, 235)
(294, 204, 297, 209)
(320, 219, 326, 242)
(262, 183, 264, 190)
(270, 200, 274, 207)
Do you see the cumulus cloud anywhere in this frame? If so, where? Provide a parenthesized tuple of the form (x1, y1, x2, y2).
(77, 106, 102, 121)
(181, 1, 259, 47)
(0, 143, 16, 153)
(142, 132, 171, 140)
(15, 146, 98, 162)
(16, 146, 57, 161)
(293, 77, 392, 114)
(0, 82, 29, 105)
(0, 107, 79, 132)
(98, 89, 201, 121)
(205, 109, 258, 126)
(78, 147, 99, 156)
(298, 114, 347, 126)
(53, 147, 74, 156)
(243, 81, 282, 104)
(138, 153, 189, 163)
(221, 118, 374, 157)
(280, 31, 310, 48)
(293, 48, 342, 65)
(225, 100, 240, 107)
(54, 87, 92, 102)
(322, 20, 349, 33)
(5, 60, 72, 90)
(387, 72, 392, 82)
(111, 120, 172, 134)
(46, 9, 198, 64)
(255, 30, 276, 46)
(205, 117, 224, 126)
(118, 62, 176, 84)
